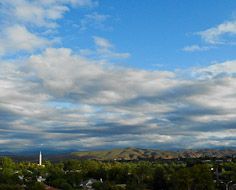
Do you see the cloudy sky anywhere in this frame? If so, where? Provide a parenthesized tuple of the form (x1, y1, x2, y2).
(1, 0, 236, 152)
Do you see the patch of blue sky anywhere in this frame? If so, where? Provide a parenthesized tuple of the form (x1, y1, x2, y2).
(52, 0, 236, 71)
(47, 101, 78, 109)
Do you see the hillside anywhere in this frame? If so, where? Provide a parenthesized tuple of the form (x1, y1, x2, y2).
(71, 147, 236, 160)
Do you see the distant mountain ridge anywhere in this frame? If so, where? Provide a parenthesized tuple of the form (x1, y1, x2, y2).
(72, 147, 236, 160)
(2, 148, 236, 162)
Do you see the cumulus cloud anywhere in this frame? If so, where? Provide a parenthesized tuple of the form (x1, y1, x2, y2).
(0, 0, 97, 56)
(1, 46, 236, 151)
(0, 25, 51, 55)
(1, 0, 236, 151)
(183, 19, 236, 52)
(1, 0, 97, 28)
(198, 20, 236, 44)
(193, 60, 236, 79)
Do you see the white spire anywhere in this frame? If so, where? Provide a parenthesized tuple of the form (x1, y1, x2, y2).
(39, 151, 42, 166)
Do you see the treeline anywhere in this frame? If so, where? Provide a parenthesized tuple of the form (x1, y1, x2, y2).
(0, 157, 236, 189)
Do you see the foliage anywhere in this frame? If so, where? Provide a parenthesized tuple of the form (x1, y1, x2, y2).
(0, 156, 236, 189)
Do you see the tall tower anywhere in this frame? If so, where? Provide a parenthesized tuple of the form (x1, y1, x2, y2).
(39, 151, 42, 166)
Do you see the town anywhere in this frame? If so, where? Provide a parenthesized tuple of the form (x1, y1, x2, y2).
(1, 152, 236, 190)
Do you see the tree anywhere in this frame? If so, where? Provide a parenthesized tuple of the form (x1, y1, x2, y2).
(0, 184, 23, 190)
(191, 164, 215, 190)
(172, 167, 192, 190)
(30, 182, 45, 190)
(152, 167, 169, 190)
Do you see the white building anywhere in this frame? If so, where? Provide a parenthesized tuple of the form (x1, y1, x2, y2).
(39, 151, 42, 166)
(38, 151, 45, 167)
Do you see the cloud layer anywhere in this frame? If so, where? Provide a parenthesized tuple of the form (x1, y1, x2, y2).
(0, 0, 236, 151)
(1, 47, 236, 151)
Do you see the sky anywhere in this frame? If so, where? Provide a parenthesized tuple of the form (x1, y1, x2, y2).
(1, 0, 236, 152)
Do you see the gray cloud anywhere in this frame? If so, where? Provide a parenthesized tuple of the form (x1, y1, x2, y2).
(0, 48, 236, 151)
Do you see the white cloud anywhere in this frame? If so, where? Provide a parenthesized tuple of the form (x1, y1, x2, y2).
(80, 12, 110, 30)
(183, 19, 236, 52)
(1, 0, 236, 150)
(0, 0, 98, 56)
(29, 48, 171, 103)
(29, 48, 104, 94)
(198, 20, 236, 44)
(69, 0, 98, 7)
(182, 45, 211, 52)
(93, 36, 113, 49)
(1, 0, 97, 28)
(1, 47, 236, 150)
(80, 36, 130, 59)
(0, 25, 50, 55)
(193, 60, 236, 79)
(93, 36, 130, 59)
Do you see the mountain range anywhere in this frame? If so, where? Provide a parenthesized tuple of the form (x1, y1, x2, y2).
(2, 147, 236, 161)
(71, 147, 236, 160)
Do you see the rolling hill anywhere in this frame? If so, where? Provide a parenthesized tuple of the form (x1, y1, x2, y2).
(71, 147, 236, 160)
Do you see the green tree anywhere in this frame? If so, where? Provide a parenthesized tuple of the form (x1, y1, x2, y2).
(172, 167, 192, 190)
(30, 182, 45, 190)
(191, 164, 215, 190)
(152, 167, 169, 190)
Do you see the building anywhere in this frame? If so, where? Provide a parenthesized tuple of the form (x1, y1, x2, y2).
(80, 178, 103, 190)
(38, 151, 45, 167)
(39, 151, 42, 166)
